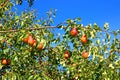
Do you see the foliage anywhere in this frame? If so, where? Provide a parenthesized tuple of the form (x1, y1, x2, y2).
(13, 0, 34, 7)
(0, 0, 120, 79)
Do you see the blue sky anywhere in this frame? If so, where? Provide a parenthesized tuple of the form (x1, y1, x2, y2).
(16, 0, 120, 31)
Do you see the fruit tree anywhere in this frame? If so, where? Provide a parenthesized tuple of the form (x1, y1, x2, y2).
(0, 0, 120, 79)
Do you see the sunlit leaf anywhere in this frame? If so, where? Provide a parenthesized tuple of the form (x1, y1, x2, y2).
(104, 23, 109, 30)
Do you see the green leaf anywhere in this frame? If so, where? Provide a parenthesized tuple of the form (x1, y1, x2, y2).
(0, 36, 4, 41)
(11, 73, 17, 80)
(36, 20, 41, 22)
(93, 23, 101, 30)
(41, 39, 47, 48)
(96, 39, 100, 44)
(21, 21, 24, 27)
(74, 17, 81, 22)
(3, 48, 9, 53)
(34, 74, 40, 79)
(113, 31, 117, 36)
(106, 33, 110, 41)
(21, 30, 26, 33)
(90, 30, 96, 38)
(92, 52, 95, 61)
(28, 75, 34, 80)
(90, 31, 93, 38)
(104, 23, 109, 30)
(66, 19, 73, 24)
(114, 60, 119, 65)
(109, 64, 114, 69)
(15, 16, 19, 20)
(49, 33, 54, 38)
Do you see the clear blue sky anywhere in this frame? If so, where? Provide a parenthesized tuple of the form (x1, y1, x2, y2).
(17, 0, 120, 30)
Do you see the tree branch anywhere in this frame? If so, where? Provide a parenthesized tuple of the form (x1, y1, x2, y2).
(0, 26, 59, 33)
(0, 25, 119, 35)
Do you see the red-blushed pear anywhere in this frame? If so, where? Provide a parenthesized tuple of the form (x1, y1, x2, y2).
(38, 43, 44, 50)
(22, 38, 28, 43)
(1, 58, 7, 65)
(70, 27, 78, 36)
(82, 51, 89, 59)
(28, 35, 34, 45)
(64, 51, 70, 59)
(32, 40, 37, 47)
(80, 34, 88, 44)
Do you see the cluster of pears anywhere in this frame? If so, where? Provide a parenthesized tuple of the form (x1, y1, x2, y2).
(22, 34, 44, 50)
(64, 27, 89, 59)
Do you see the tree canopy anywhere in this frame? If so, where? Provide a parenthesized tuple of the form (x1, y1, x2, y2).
(0, 0, 120, 79)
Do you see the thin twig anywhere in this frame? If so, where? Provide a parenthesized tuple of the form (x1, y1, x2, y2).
(0, 26, 59, 33)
